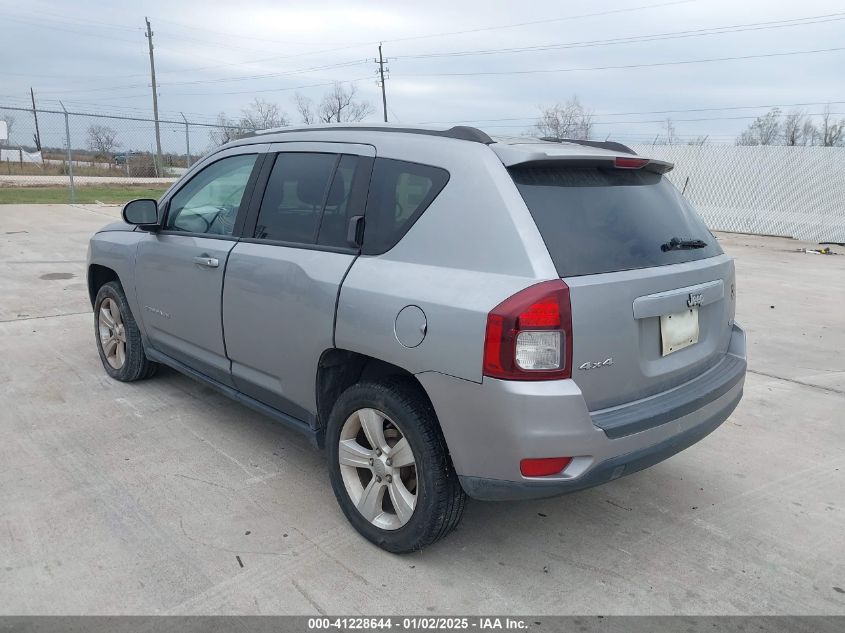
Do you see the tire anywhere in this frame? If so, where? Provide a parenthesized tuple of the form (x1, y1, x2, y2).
(326, 379, 466, 553)
(93, 281, 158, 382)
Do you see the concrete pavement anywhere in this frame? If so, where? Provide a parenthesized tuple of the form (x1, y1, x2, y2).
(0, 204, 843, 614)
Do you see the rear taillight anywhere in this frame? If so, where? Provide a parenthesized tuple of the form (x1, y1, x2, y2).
(483, 279, 573, 380)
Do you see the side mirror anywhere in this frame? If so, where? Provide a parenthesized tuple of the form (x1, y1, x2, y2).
(122, 199, 159, 230)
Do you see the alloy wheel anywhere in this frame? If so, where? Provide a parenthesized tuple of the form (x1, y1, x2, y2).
(338, 408, 418, 530)
(98, 298, 127, 370)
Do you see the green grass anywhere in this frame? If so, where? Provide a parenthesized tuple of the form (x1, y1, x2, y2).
(0, 185, 169, 205)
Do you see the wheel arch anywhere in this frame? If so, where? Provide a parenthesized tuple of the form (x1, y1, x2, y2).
(315, 349, 438, 437)
(88, 264, 120, 307)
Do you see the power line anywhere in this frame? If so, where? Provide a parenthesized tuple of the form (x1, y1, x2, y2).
(163, 77, 372, 98)
(395, 12, 845, 60)
(404, 46, 845, 78)
(0, 13, 141, 44)
(152, 29, 314, 56)
(473, 112, 844, 129)
(41, 43, 843, 98)
(158, 60, 369, 87)
(0, 7, 141, 33)
(417, 101, 845, 125)
(33, 59, 369, 95)
(382, 0, 695, 44)
(9, 0, 697, 83)
(149, 16, 339, 46)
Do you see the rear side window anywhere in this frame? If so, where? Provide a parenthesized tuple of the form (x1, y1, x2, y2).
(509, 165, 722, 277)
(254, 153, 337, 243)
(363, 158, 449, 255)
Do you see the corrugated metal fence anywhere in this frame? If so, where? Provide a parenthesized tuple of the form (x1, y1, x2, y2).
(629, 144, 845, 243)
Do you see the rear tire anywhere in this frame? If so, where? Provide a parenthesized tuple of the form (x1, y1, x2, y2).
(94, 281, 157, 382)
(326, 379, 466, 553)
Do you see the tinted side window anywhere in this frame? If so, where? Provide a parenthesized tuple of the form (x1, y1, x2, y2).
(254, 153, 337, 243)
(362, 158, 449, 255)
(317, 155, 360, 248)
(165, 154, 257, 236)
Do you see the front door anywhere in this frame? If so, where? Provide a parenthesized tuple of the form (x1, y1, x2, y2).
(135, 149, 263, 385)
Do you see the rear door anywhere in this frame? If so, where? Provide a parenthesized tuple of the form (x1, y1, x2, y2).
(508, 161, 736, 410)
(135, 146, 266, 385)
(222, 142, 375, 423)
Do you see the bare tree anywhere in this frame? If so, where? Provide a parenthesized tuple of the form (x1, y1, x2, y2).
(782, 109, 815, 146)
(656, 118, 679, 145)
(297, 82, 373, 124)
(817, 105, 845, 147)
(86, 124, 120, 159)
(239, 98, 288, 131)
(208, 100, 289, 147)
(736, 108, 781, 146)
(209, 113, 244, 147)
(687, 135, 709, 146)
(802, 119, 818, 146)
(533, 96, 593, 139)
(294, 93, 317, 124)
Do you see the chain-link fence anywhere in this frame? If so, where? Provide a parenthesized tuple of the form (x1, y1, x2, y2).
(0, 104, 237, 202)
(630, 143, 845, 243)
(2, 104, 843, 243)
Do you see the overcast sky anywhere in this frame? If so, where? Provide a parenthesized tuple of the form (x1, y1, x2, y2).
(1, 0, 843, 144)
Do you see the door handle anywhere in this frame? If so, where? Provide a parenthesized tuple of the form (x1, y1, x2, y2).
(193, 255, 219, 268)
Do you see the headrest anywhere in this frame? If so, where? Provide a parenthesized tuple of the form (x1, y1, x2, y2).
(296, 170, 330, 206)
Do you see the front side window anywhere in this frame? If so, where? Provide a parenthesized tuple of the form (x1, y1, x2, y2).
(254, 153, 338, 243)
(165, 154, 258, 236)
(362, 158, 449, 255)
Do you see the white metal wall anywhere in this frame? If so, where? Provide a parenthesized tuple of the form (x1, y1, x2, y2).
(629, 144, 845, 243)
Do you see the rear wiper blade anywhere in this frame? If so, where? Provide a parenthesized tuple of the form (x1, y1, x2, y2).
(661, 237, 707, 252)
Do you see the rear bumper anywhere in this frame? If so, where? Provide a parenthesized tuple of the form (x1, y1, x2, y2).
(418, 323, 746, 501)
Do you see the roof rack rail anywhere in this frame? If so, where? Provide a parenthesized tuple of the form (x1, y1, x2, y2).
(249, 124, 494, 144)
(539, 137, 636, 155)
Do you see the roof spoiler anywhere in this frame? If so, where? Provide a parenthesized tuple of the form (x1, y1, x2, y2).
(538, 137, 637, 155)
(511, 157, 673, 175)
(494, 142, 673, 174)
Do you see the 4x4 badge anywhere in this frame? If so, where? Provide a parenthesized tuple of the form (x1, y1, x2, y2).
(579, 358, 613, 370)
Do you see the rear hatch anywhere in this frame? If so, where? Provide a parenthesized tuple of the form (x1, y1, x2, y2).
(503, 144, 735, 411)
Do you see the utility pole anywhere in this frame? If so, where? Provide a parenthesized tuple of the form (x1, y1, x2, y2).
(375, 43, 388, 123)
(30, 87, 42, 152)
(181, 112, 191, 167)
(59, 101, 74, 204)
(145, 17, 162, 169)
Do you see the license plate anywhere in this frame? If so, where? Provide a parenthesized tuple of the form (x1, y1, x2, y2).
(660, 307, 699, 356)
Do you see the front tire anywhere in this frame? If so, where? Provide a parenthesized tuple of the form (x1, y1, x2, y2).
(94, 281, 157, 382)
(326, 379, 466, 553)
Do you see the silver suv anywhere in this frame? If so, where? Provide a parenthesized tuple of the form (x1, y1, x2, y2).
(87, 124, 746, 552)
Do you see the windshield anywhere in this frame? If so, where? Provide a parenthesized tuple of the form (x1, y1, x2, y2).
(509, 164, 722, 277)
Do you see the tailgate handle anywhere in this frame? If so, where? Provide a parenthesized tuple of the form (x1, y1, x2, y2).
(633, 280, 723, 319)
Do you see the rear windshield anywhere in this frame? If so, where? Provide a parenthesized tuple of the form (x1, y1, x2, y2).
(509, 165, 722, 277)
